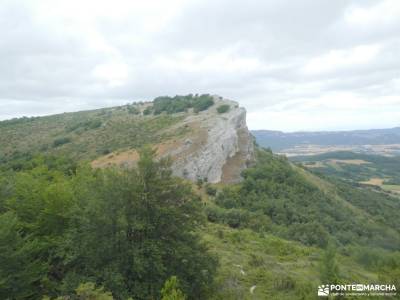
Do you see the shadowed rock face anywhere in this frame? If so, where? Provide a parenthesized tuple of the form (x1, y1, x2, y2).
(165, 96, 255, 183)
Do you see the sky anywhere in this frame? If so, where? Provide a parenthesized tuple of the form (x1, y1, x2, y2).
(0, 0, 399, 131)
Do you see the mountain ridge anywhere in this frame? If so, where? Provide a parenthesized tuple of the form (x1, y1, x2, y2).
(0, 95, 254, 183)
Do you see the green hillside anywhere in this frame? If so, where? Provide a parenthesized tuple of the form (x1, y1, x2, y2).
(0, 94, 217, 172)
(0, 100, 399, 299)
(292, 151, 400, 197)
(0, 105, 184, 166)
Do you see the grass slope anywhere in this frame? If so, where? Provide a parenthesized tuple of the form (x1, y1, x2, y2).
(0, 104, 187, 168)
(202, 223, 380, 300)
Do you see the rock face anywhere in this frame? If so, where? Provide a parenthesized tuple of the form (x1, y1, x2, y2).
(91, 96, 255, 183)
(164, 96, 255, 183)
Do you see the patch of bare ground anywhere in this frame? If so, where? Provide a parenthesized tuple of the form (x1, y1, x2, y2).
(303, 161, 325, 168)
(328, 159, 370, 165)
(360, 178, 385, 186)
(90, 118, 209, 170)
(91, 149, 140, 168)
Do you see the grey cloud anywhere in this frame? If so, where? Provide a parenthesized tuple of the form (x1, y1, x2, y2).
(0, 0, 399, 131)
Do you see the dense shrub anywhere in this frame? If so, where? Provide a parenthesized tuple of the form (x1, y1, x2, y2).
(205, 205, 256, 229)
(192, 95, 214, 113)
(65, 119, 102, 132)
(143, 106, 153, 115)
(217, 104, 230, 114)
(127, 105, 140, 115)
(205, 184, 217, 196)
(151, 94, 214, 115)
(287, 222, 329, 247)
(53, 137, 71, 147)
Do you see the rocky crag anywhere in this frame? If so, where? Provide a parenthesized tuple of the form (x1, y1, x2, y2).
(166, 97, 254, 183)
(92, 96, 255, 183)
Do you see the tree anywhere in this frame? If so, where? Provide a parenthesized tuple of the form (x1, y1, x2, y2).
(0, 149, 216, 299)
(42, 282, 114, 300)
(320, 244, 339, 284)
(75, 282, 114, 300)
(161, 276, 186, 300)
(0, 165, 75, 297)
(0, 212, 47, 299)
(61, 147, 216, 299)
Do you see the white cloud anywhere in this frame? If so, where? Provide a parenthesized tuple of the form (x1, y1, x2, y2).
(93, 62, 129, 87)
(154, 48, 265, 73)
(0, 0, 399, 132)
(303, 44, 381, 75)
(248, 91, 400, 131)
(345, 0, 400, 27)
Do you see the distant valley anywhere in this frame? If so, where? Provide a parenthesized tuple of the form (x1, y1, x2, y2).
(291, 151, 400, 197)
(252, 127, 400, 198)
(252, 127, 400, 156)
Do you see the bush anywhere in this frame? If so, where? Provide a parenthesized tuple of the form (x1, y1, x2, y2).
(205, 205, 250, 229)
(192, 95, 214, 113)
(101, 149, 111, 155)
(151, 94, 214, 115)
(65, 119, 102, 132)
(205, 205, 225, 223)
(161, 276, 186, 300)
(127, 106, 140, 115)
(53, 137, 71, 147)
(248, 253, 264, 267)
(205, 184, 217, 196)
(75, 282, 114, 300)
(217, 104, 230, 114)
(143, 107, 153, 115)
(287, 222, 329, 248)
(87, 119, 102, 129)
(224, 209, 250, 228)
(319, 244, 339, 284)
(196, 177, 204, 188)
(273, 275, 296, 291)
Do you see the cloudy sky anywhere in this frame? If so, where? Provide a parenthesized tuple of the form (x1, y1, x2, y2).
(1, 0, 399, 131)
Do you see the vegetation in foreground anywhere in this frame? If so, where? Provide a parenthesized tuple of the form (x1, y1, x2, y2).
(0, 148, 216, 299)
(1, 146, 399, 299)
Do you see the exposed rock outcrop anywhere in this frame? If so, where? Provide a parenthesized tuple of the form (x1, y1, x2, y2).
(92, 96, 255, 183)
(163, 96, 255, 183)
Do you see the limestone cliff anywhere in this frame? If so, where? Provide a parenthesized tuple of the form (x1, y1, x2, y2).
(92, 96, 255, 183)
(161, 96, 254, 183)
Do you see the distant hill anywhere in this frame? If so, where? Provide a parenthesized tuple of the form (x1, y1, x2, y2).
(252, 127, 400, 156)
